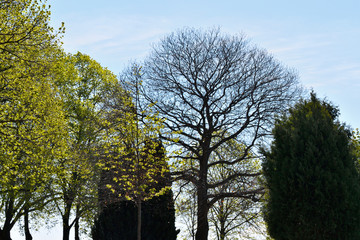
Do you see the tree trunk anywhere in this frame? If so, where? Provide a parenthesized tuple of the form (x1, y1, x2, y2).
(63, 222, 70, 240)
(63, 203, 72, 240)
(0, 197, 14, 240)
(75, 205, 80, 240)
(195, 190, 209, 240)
(137, 198, 141, 240)
(195, 157, 209, 240)
(74, 218, 80, 240)
(219, 226, 225, 240)
(24, 208, 32, 240)
(219, 201, 225, 240)
(0, 228, 12, 240)
(62, 191, 75, 240)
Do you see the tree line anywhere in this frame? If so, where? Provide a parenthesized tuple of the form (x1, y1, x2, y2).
(2, 1, 360, 240)
(1, 1, 173, 239)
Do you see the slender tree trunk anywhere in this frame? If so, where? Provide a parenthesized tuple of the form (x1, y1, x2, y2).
(137, 198, 141, 240)
(24, 208, 32, 240)
(74, 218, 80, 240)
(219, 225, 226, 239)
(135, 67, 142, 240)
(75, 205, 80, 240)
(219, 201, 225, 240)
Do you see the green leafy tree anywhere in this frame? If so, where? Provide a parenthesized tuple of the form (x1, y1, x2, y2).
(98, 65, 173, 240)
(52, 52, 118, 240)
(0, 1, 67, 239)
(351, 128, 360, 170)
(0, 0, 64, 74)
(263, 93, 360, 240)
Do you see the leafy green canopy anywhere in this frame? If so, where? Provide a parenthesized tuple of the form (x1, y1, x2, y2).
(99, 66, 171, 203)
(0, 0, 68, 237)
(49, 51, 120, 239)
(0, 0, 67, 199)
(263, 93, 360, 240)
(0, 0, 64, 73)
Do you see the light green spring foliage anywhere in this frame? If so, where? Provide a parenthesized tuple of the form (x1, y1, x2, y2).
(104, 113, 170, 202)
(100, 66, 170, 203)
(0, 80, 68, 191)
(55, 51, 118, 145)
(0, 0, 68, 227)
(0, 0, 67, 197)
(56, 51, 118, 189)
(352, 128, 360, 166)
(0, 0, 64, 73)
(0, 1, 171, 235)
(51, 51, 119, 228)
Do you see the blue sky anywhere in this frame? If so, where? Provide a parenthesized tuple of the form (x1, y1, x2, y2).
(13, 0, 359, 239)
(48, 0, 360, 130)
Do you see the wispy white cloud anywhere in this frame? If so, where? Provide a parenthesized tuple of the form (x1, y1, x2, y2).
(62, 15, 169, 50)
(57, 14, 174, 72)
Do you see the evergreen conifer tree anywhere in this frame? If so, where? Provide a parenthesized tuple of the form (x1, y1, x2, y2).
(92, 141, 178, 240)
(263, 93, 360, 240)
(92, 190, 178, 240)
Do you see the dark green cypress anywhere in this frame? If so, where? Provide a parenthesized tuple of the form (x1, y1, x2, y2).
(92, 201, 137, 240)
(92, 190, 178, 240)
(263, 93, 360, 240)
(92, 140, 178, 240)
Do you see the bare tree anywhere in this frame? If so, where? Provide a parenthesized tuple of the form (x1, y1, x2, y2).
(207, 139, 265, 240)
(141, 28, 300, 240)
(175, 181, 197, 240)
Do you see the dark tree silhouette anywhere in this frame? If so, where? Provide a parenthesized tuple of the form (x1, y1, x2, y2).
(92, 191, 178, 240)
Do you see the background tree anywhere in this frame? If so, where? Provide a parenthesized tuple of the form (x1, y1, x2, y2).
(176, 138, 264, 240)
(262, 93, 360, 240)
(207, 140, 264, 240)
(141, 27, 300, 240)
(98, 66, 174, 240)
(351, 128, 360, 170)
(0, 1, 67, 239)
(175, 182, 197, 240)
